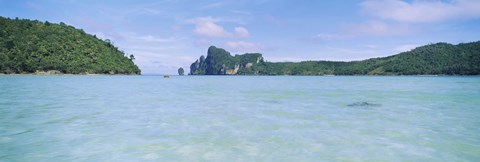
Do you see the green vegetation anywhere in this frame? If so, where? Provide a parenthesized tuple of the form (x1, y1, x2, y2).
(190, 46, 263, 75)
(190, 42, 480, 75)
(178, 67, 184, 75)
(0, 16, 141, 74)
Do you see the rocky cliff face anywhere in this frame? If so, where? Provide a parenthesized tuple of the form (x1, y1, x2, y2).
(190, 55, 206, 75)
(189, 46, 264, 75)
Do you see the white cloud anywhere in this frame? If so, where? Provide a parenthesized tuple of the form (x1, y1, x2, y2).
(189, 17, 250, 38)
(234, 27, 250, 37)
(231, 10, 252, 15)
(95, 32, 180, 43)
(352, 21, 389, 35)
(193, 39, 211, 47)
(312, 0, 477, 42)
(139, 8, 163, 16)
(130, 34, 179, 42)
(326, 46, 378, 56)
(224, 41, 266, 52)
(312, 21, 414, 42)
(192, 17, 230, 37)
(346, 21, 414, 36)
(312, 33, 352, 41)
(200, 1, 229, 9)
(361, 44, 380, 49)
(266, 15, 285, 26)
(266, 56, 310, 62)
(361, 0, 480, 23)
(394, 44, 419, 53)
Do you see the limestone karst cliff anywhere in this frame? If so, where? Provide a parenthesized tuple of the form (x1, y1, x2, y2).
(189, 46, 264, 75)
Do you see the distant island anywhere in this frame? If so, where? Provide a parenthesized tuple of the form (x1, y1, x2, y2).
(190, 42, 480, 75)
(0, 17, 140, 75)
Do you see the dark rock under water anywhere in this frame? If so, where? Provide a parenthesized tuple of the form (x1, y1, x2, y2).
(347, 102, 382, 107)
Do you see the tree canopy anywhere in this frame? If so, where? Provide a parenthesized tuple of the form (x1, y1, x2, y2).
(0, 16, 141, 74)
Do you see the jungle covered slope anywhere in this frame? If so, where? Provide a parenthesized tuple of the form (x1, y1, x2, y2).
(0, 17, 140, 74)
(190, 42, 480, 75)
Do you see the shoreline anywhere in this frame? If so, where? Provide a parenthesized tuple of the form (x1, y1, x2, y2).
(0, 72, 140, 76)
(185, 74, 480, 77)
(0, 70, 140, 76)
(1, 73, 478, 76)
(0, 74, 140, 76)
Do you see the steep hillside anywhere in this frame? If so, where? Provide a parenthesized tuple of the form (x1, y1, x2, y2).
(0, 17, 141, 74)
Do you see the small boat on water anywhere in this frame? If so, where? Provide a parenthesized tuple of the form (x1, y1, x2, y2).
(163, 75, 170, 78)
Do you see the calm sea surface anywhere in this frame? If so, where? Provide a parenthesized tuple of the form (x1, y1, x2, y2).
(0, 76, 479, 161)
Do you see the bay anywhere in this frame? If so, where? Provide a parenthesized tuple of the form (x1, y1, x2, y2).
(0, 76, 479, 161)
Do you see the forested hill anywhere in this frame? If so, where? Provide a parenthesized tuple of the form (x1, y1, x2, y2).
(190, 42, 480, 75)
(0, 17, 141, 74)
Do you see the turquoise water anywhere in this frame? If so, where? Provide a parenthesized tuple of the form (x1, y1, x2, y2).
(1, 76, 479, 161)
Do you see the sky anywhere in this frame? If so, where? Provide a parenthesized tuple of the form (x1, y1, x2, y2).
(1, 0, 480, 74)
